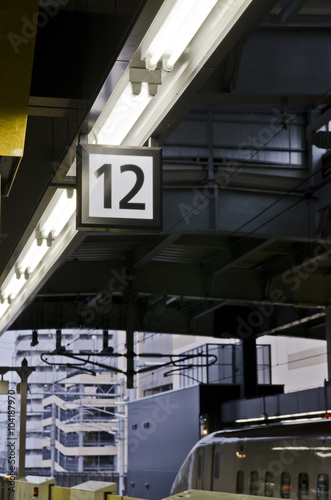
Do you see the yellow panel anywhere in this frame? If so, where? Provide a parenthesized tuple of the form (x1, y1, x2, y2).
(163, 491, 277, 500)
(50, 486, 71, 500)
(106, 496, 146, 500)
(0, 0, 39, 157)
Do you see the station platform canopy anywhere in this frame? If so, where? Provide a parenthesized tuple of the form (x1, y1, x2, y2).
(1, 0, 331, 349)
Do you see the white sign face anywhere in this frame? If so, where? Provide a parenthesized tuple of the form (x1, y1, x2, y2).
(89, 154, 153, 220)
(77, 144, 162, 230)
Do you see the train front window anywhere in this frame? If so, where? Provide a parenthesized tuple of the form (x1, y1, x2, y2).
(214, 452, 220, 479)
(317, 473, 329, 500)
(298, 473, 309, 500)
(250, 471, 259, 495)
(281, 472, 291, 499)
(237, 471, 244, 494)
(265, 471, 275, 497)
(198, 453, 203, 479)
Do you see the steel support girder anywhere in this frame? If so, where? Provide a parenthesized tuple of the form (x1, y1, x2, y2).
(36, 256, 331, 310)
(162, 188, 314, 239)
(11, 288, 325, 341)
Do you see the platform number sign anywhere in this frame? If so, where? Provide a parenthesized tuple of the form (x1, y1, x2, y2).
(77, 144, 162, 230)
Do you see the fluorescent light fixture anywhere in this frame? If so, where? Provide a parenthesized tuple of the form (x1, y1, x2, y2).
(0, 301, 9, 318)
(141, 0, 218, 71)
(235, 410, 331, 424)
(18, 237, 49, 275)
(235, 417, 266, 424)
(40, 188, 77, 238)
(89, 82, 153, 146)
(2, 272, 26, 301)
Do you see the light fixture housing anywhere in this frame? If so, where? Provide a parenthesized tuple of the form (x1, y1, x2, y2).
(18, 234, 50, 276)
(141, 0, 218, 71)
(89, 67, 161, 147)
(40, 188, 77, 239)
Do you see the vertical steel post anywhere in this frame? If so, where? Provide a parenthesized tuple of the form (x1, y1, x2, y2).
(126, 296, 135, 389)
(118, 378, 125, 496)
(50, 402, 55, 476)
(18, 359, 34, 478)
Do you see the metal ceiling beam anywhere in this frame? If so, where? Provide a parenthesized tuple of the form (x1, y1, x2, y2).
(279, 0, 308, 24)
(128, 232, 182, 270)
(208, 238, 276, 279)
(10, 290, 326, 341)
(195, 94, 331, 106)
(35, 256, 330, 310)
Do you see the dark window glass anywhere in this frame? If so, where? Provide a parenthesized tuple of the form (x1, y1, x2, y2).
(298, 473, 309, 500)
(317, 474, 329, 500)
(281, 472, 291, 499)
(214, 452, 220, 479)
(250, 471, 259, 495)
(237, 471, 244, 494)
(265, 471, 275, 497)
(198, 452, 203, 479)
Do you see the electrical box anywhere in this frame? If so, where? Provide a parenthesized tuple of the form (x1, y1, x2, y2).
(70, 481, 117, 500)
(15, 475, 55, 500)
(0, 381, 9, 394)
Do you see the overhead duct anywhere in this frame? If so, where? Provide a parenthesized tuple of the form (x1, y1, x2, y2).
(313, 131, 331, 150)
(0, 0, 39, 196)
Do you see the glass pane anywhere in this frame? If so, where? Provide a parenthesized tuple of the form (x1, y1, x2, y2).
(214, 452, 220, 479)
(317, 474, 329, 500)
(250, 471, 259, 495)
(281, 472, 291, 499)
(237, 471, 244, 494)
(198, 450, 204, 480)
(265, 471, 275, 497)
(298, 473, 309, 500)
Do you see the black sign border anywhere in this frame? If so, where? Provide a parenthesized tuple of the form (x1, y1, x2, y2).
(77, 144, 162, 230)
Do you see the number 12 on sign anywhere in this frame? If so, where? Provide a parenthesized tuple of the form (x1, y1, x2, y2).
(77, 144, 162, 230)
(94, 163, 146, 211)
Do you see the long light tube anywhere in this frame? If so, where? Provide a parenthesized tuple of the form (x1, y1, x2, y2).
(90, 82, 153, 146)
(18, 238, 49, 275)
(141, 0, 218, 71)
(2, 273, 26, 301)
(0, 301, 9, 318)
(40, 188, 77, 238)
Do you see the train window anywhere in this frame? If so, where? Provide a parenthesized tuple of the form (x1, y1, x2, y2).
(281, 472, 291, 499)
(265, 471, 275, 497)
(317, 473, 329, 500)
(214, 452, 220, 479)
(198, 451, 204, 480)
(237, 471, 244, 494)
(298, 473, 309, 500)
(250, 471, 259, 495)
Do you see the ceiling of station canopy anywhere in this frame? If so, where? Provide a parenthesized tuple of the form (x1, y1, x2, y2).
(1, 0, 331, 345)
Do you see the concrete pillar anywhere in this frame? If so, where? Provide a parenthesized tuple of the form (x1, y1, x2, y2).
(240, 337, 258, 399)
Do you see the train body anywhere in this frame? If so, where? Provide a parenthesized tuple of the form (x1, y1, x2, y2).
(170, 420, 331, 499)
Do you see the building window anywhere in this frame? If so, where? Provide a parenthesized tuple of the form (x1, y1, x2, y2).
(298, 473, 309, 500)
(257, 344, 271, 384)
(250, 471, 259, 495)
(237, 471, 244, 494)
(83, 455, 115, 471)
(317, 474, 329, 500)
(265, 471, 275, 497)
(281, 472, 291, 499)
(143, 383, 173, 397)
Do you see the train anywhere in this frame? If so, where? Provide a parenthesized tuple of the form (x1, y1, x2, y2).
(170, 419, 331, 499)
